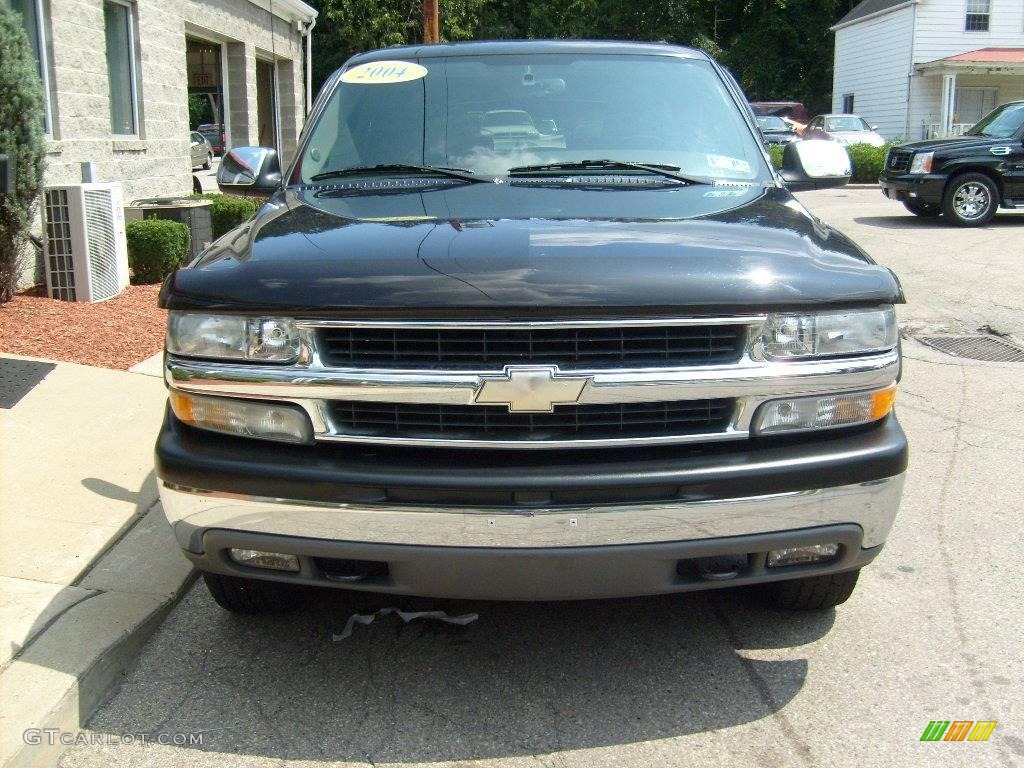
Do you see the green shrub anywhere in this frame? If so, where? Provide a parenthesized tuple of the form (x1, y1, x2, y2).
(191, 193, 259, 239)
(126, 219, 190, 284)
(767, 144, 785, 169)
(845, 142, 891, 183)
(0, 6, 47, 302)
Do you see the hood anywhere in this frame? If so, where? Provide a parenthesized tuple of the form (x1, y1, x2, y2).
(831, 132, 885, 146)
(896, 134, 1001, 153)
(162, 182, 902, 316)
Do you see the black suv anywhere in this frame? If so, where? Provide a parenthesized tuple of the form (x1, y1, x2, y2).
(157, 41, 907, 615)
(879, 101, 1024, 226)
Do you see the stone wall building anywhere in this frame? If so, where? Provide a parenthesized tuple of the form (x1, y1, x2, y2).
(12, 0, 318, 197)
(6, 0, 317, 283)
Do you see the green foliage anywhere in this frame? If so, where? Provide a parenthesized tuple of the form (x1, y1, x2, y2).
(0, 6, 46, 302)
(310, 0, 846, 114)
(767, 144, 785, 169)
(845, 142, 892, 183)
(190, 193, 260, 239)
(126, 219, 191, 284)
(188, 94, 214, 129)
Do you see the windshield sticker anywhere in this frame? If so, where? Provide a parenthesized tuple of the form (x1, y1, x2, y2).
(706, 155, 752, 174)
(340, 61, 428, 85)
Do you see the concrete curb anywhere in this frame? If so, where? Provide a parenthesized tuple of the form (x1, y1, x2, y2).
(0, 504, 195, 768)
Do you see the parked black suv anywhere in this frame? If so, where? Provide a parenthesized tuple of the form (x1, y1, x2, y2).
(879, 101, 1024, 226)
(156, 41, 908, 615)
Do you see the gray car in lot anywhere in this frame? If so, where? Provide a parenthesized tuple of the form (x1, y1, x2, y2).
(189, 131, 213, 170)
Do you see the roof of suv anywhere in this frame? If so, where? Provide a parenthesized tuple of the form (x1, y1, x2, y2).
(347, 39, 709, 64)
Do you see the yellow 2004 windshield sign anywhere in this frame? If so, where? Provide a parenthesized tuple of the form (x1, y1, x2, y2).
(341, 61, 428, 85)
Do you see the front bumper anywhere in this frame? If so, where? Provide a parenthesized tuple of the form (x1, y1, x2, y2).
(879, 173, 945, 205)
(157, 411, 907, 600)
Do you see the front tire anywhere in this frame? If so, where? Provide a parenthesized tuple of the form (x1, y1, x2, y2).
(942, 172, 998, 226)
(902, 199, 941, 218)
(758, 569, 861, 611)
(201, 571, 301, 614)
(202, 152, 213, 170)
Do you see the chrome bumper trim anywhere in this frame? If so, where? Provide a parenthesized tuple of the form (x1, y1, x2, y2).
(160, 474, 904, 550)
(165, 351, 899, 448)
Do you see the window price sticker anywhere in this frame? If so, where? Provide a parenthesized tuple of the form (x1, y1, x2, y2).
(340, 61, 428, 85)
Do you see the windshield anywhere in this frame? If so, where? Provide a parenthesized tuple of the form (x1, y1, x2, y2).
(825, 116, 870, 132)
(756, 116, 788, 131)
(967, 102, 1024, 138)
(298, 54, 769, 184)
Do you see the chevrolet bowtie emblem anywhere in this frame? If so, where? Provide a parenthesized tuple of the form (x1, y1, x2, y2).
(474, 365, 589, 413)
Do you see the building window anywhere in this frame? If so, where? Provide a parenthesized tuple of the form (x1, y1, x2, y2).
(842, 93, 855, 114)
(965, 0, 990, 31)
(954, 86, 998, 125)
(5, 0, 53, 134)
(103, 0, 138, 136)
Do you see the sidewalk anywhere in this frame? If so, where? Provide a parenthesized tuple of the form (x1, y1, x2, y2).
(0, 353, 193, 768)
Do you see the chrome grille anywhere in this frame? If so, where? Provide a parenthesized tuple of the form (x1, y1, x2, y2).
(318, 324, 747, 369)
(329, 399, 736, 442)
(886, 149, 912, 172)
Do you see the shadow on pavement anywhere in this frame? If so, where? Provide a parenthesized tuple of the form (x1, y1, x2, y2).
(854, 214, 1024, 230)
(82, 585, 835, 762)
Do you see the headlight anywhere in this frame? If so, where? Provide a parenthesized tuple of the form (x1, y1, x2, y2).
(908, 152, 933, 174)
(754, 386, 896, 435)
(167, 312, 300, 363)
(169, 391, 313, 443)
(760, 308, 897, 360)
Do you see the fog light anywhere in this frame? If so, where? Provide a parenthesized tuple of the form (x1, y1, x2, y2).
(754, 385, 896, 435)
(169, 390, 313, 443)
(767, 543, 840, 568)
(228, 548, 300, 572)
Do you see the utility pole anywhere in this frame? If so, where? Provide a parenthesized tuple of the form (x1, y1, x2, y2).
(423, 0, 440, 44)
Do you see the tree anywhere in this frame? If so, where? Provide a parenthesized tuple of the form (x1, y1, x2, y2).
(0, 5, 46, 302)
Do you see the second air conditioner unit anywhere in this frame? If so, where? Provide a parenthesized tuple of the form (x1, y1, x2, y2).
(43, 182, 129, 302)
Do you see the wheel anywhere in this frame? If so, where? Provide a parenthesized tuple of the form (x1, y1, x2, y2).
(203, 152, 213, 170)
(902, 199, 941, 217)
(201, 571, 301, 614)
(942, 172, 998, 226)
(758, 569, 861, 611)
(192, 175, 202, 195)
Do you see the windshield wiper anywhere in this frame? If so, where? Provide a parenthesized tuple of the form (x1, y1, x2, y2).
(310, 164, 489, 184)
(506, 159, 711, 185)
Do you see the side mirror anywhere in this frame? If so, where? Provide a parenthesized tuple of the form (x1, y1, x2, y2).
(871, 125, 879, 131)
(217, 146, 281, 196)
(780, 140, 851, 192)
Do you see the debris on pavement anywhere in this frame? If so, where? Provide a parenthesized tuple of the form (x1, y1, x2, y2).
(333, 607, 479, 641)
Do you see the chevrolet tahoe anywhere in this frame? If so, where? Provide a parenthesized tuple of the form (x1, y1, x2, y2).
(156, 41, 908, 614)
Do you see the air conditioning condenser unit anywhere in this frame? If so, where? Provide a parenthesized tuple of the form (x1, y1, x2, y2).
(43, 182, 129, 302)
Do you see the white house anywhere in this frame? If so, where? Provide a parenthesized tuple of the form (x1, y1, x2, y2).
(831, 0, 1024, 140)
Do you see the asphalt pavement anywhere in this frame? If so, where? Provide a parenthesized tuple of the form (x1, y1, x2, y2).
(56, 188, 1024, 768)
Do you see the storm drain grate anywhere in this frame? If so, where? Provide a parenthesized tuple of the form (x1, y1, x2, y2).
(915, 335, 1024, 362)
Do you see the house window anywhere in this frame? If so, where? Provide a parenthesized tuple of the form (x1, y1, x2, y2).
(103, 0, 138, 136)
(965, 0, 990, 31)
(954, 86, 998, 125)
(5, 0, 53, 134)
(842, 93, 855, 114)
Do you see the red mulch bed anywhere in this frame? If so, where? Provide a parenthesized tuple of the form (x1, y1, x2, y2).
(0, 284, 167, 370)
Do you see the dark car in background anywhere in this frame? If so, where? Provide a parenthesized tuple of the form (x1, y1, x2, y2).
(197, 123, 225, 155)
(879, 100, 1024, 226)
(750, 101, 809, 124)
(756, 115, 800, 146)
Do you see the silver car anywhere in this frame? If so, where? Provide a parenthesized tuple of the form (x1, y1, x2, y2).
(189, 131, 214, 170)
(805, 114, 886, 147)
